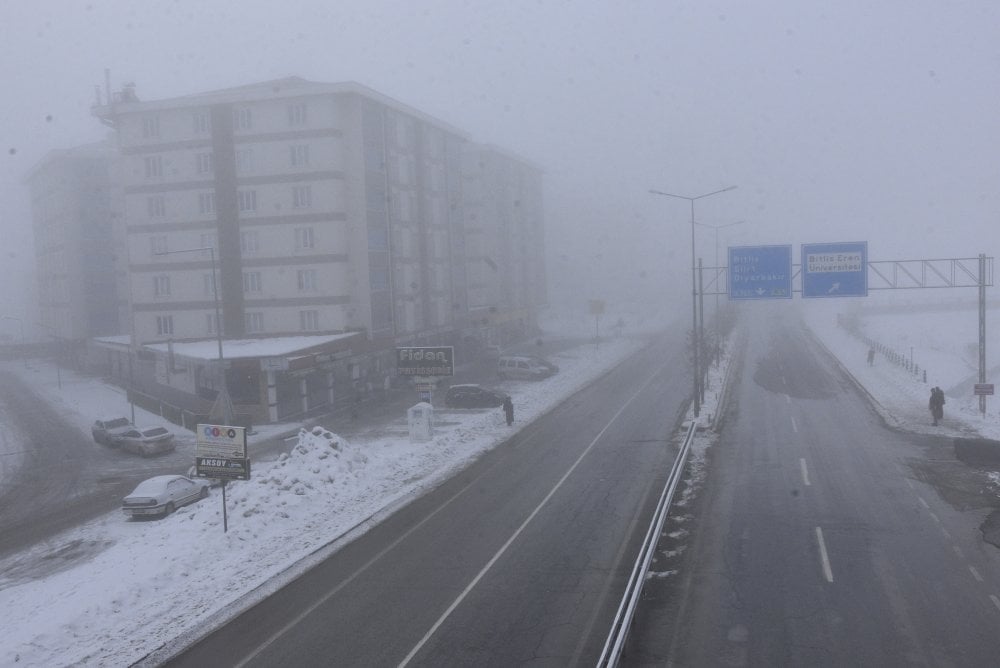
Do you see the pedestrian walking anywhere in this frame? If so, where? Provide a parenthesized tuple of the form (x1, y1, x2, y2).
(928, 386, 945, 426)
(502, 396, 514, 426)
(867, 348, 875, 366)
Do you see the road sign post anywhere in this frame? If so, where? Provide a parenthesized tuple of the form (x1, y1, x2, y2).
(728, 245, 793, 300)
(802, 242, 868, 298)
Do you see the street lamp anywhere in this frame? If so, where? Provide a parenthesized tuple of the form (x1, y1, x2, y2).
(695, 220, 745, 366)
(153, 246, 231, 423)
(1, 315, 27, 369)
(649, 185, 738, 418)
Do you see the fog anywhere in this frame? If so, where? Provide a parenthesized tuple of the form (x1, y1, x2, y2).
(2, 0, 998, 330)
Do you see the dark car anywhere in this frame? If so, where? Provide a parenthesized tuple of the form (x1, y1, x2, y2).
(92, 417, 135, 446)
(444, 384, 510, 409)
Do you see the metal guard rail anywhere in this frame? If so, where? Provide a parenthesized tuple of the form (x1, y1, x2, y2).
(596, 419, 697, 667)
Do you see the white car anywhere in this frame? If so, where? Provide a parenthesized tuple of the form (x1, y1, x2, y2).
(113, 425, 176, 457)
(122, 475, 210, 518)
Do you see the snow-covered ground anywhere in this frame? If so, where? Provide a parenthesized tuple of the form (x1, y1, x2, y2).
(0, 333, 648, 667)
(802, 302, 1000, 442)
(2, 301, 996, 667)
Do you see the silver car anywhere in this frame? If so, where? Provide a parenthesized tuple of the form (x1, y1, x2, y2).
(122, 475, 210, 518)
(113, 425, 176, 457)
(91, 417, 134, 446)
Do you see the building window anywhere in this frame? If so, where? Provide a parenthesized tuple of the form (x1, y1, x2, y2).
(144, 155, 163, 178)
(196, 152, 213, 174)
(150, 235, 168, 255)
(243, 271, 262, 293)
(288, 103, 307, 127)
(240, 230, 259, 256)
(206, 313, 220, 334)
(147, 195, 166, 218)
(299, 310, 319, 332)
(203, 272, 217, 296)
(233, 107, 253, 131)
(238, 190, 257, 212)
(156, 315, 174, 336)
(193, 111, 211, 134)
(244, 312, 264, 333)
(235, 148, 254, 173)
(290, 144, 310, 167)
(297, 269, 317, 292)
(142, 116, 160, 139)
(292, 185, 312, 209)
(198, 192, 216, 215)
(153, 275, 171, 297)
(295, 227, 315, 250)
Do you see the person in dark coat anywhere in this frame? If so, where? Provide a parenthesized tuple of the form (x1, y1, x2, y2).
(502, 396, 514, 426)
(929, 386, 945, 426)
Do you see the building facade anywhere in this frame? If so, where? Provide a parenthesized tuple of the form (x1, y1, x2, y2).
(84, 77, 545, 423)
(25, 141, 122, 345)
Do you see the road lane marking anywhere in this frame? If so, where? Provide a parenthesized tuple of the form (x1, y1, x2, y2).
(815, 527, 834, 583)
(799, 458, 811, 486)
(929, 512, 940, 523)
(790, 416, 798, 433)
(917, 496, 929, 509)
(942, 528, 952, 539)
(905, 478, 915, 489)
(991, 595, 1000, 612)
(399, 366, 662, 667)
(953, 545, 965, 559)
(970, 566, 984, 582)
(785, 395, 791, 404)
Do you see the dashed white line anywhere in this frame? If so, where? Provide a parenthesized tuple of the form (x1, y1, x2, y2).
(905, 478, 915, 489)
(942, 528, 952, 540)
(969, 566, 984, 582)
(953, 545, 965, 560)
(917, 496, 930, 509)
(815, 527, 834, 583)
(990, 595, 1000, 612)
(800, 458, 811, 486)
(790, 416, 798, 433)
(928, 512, 940, 523)
(785, 394, 791, 404)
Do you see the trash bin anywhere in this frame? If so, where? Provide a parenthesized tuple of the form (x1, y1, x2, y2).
(407, 402, 434, 442)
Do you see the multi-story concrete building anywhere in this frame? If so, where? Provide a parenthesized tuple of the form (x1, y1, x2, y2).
(24, 140, 121, 347)
(88, 77, 545, 423)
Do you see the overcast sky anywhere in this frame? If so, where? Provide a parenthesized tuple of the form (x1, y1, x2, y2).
(2, 0, 998, 326)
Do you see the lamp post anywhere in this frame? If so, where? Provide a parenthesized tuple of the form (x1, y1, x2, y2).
(649, 185, 737, 418)
(695, 220, 745, 366)
(1, 315, 27, 369)
(154, 246, 231, 423)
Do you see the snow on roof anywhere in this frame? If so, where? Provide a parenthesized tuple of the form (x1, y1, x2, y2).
(145, 332, 359, 361)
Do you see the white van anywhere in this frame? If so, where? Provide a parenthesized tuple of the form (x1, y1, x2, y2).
(497, 355, 559, 381)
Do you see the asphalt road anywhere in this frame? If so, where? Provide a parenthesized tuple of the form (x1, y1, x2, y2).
(628, 305, 1000, 666)
(164, 332, 693, 667)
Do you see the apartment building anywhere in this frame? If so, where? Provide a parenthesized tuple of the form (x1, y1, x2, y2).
(87, 77, 545, 423)
(24, 140, 122, 345)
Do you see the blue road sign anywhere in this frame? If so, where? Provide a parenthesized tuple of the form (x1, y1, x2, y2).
(728, 245, 793, 300)
(801, 242, 868, 298)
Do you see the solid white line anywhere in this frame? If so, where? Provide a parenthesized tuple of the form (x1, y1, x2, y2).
(917, 496, 930, 509)
(790, 416, 798, 433)
(970, 566, 984, 582)
(398, 367, 662, 667)
(799, 458, 811, 486)
(990, 594, 1000, 612)
(815, 527, 834, 583)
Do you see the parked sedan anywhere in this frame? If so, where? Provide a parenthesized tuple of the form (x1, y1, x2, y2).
(91, 417, 134, 446)
(113, 425, 176, 457)
(444, 384, 511, 409)
(122, 475, 210, 518)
